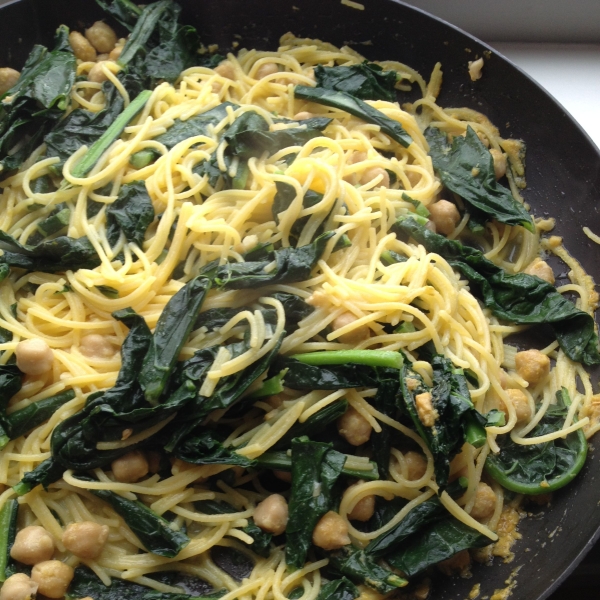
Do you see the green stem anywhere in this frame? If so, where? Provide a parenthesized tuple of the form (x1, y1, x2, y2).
(69, 90, 152, 181)
(6, 389, 75, 440)
(256, 451, 379, 481)
(249, 370, 287, 399)
(0, 499, 17, 582)
(291, 349, 403, 370)
(464, 414, 487, 449)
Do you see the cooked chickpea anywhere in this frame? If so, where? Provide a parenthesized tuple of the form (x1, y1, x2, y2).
(293, 111, 313, 120)
(404, 450, 427, 481)
(111, 450, 149, 483)
(312, 511, 351, 550)
(344, 483, 375, 522)
(0, 573, 38, 600)
(214, 61, 235, 80)
(524, 258, 555, 285)
(0, 68, 20, 95)
(87, 61, 110, 83)
(360, 167, 390, 188)
(428, 199, 460, 236)
(349, 151, 367, 164)
(501, 388, 532, 423)
(337, 406, 372, 446)
(256, 63, 279, 79)
(85, 21, 117, 54)
(489, 148, 507, 179)
(69, 31, 97, 62)
(437, 549, 471, 576)
(10, 526, 54, 565)
(470, 482, 496, 521)
(15, 338, 54, 375)
(62, 521, 109, 559)
(332, 311, 370, 344)
(146, 450, 162, 474)
(515, 349, 551, 386)
(79, 334, 115, 359)
(31, 560, 74, 599)
(253, 494, 288, 535)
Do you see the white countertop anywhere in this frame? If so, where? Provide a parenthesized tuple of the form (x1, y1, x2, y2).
(488, 43, 600, 149)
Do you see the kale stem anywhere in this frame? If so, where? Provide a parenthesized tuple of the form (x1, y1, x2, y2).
(0, 498, 17, 582)
(68, 89, 152, 181)
(464, 414, 487, 448)
(291, 349, 404, 370)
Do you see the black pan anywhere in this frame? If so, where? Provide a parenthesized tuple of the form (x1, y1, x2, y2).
(0, 0, 599, 598)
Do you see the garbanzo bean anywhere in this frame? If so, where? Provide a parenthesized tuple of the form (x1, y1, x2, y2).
(10, 525, 54, 565)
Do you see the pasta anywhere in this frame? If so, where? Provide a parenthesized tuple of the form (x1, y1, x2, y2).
(0, 3, 597, 599)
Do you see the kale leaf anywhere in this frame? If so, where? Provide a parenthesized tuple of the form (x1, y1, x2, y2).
(385, 517, 490, 577)
(285, 438, 346, 568)
(294, 85, 411, 147)
(0, 26, 76, 174)
(485, 387, 587, 494)
(0, 231, 100, 273)
(315, 578, 360, 600)
(426, 126, 534, 231)
(394, 216, 600, 366)
(0, 498, 18, 582)
(106, 180, 155, 247)
(315, 61, 398, 101)
(171, 429, 254, 467)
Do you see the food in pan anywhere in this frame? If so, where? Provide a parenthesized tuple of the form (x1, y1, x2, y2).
(0, 1, 597, 598)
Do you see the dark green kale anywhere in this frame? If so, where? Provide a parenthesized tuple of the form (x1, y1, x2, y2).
(0, 230, 100, 273)
(385, 517, 491, 577)
(0, 498, 18, 581)
(285, 438, 346, 568)
(426, 126, 534, 231)
(0, 26, 76, 174)
(294, 85, 411, 147)
(106, 180, 155, 247)
(485, 388, 587, 494)
(315, 578, 360, 600)
(171, 429, 254, 467)
(314, 61, 398, 101)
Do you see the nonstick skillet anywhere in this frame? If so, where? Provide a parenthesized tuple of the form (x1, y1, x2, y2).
(0, 0, 599, 598)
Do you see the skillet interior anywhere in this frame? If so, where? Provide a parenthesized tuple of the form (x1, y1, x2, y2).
(0, 0, 599, 598)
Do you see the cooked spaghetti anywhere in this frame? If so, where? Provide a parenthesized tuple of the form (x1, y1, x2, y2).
(0, 3, 597, 599)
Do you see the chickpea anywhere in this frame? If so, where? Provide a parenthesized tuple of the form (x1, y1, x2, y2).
(31, 560, 74, 599)
(97, 53, 109, 61)
(10, 526, 54, 565)
(360, 167, 390, 188)
(62, 521, 109, 559)
(214, 61, 235, 80)
(337, 406, 372, 446)
(85, 21, 117, 54)
(0, 68, 20, 95)
(524, 258, 555, 285)
(79, 334, 115, 359)
(87, 61, 110, 83)
(437, 549, 471, 576)
(111, 450, 149, 483)
(344, 483, 375, 522)
(256, 63, 279, 79)
(502, 388, 532, 423)
(515, 349, 551, 386)
(489, 148, 507, 179)
(428, 199, 460, 236)
(15, 338, 54, 376)
(404, 450, 427, 481)
(69, 31, 97, 62)
(470, 482, 496, 521)
(312, 511, 350, 550)
(349, 151, 367, 164)
(0, 573, 38, 600)
(253, 494, 288, 535)
(332, 311, 370, 344)
(293, 111, 313, 120)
